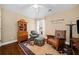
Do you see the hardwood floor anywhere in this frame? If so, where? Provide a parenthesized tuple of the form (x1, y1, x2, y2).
(0, 42, 25, 55)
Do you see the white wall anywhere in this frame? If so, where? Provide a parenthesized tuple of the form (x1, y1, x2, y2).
(45, 5, 79, 44)
(1, 8, 36, 43)
(0, 8, 1, 40)
(0, 8, 1, 46)
(27, 19, 36, 38)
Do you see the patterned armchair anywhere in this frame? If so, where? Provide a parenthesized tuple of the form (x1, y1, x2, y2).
(30, 30, 45, 46)
(34, 34, 45, 46)
(30, 31, 39, 41)
(47, 30, 66, 50)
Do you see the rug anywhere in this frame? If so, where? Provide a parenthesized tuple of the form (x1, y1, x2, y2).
(19, 41, 60, 55)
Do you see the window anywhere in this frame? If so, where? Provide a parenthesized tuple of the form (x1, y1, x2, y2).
(36, 19, 45, 37)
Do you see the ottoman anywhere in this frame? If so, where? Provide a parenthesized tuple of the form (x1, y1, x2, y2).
(34, 35, 45, 46)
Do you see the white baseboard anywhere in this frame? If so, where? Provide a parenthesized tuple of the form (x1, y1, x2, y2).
(1, 40, 17, 46)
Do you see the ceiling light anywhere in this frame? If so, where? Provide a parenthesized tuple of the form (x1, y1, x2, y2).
(33, 4, 39, 8)
(31, 4, 43, 8)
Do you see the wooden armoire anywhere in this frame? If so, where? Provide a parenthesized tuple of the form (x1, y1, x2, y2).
(17, 19, 28, 43)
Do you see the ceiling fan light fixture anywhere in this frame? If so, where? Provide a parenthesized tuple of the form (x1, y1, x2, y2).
(48, 9, 52, 12)
(31, 4, 43, 9)
(32, 4, 39, 8)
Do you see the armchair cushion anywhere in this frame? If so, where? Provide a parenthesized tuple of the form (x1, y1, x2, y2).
(55, 30, 66, 39)
(30, 31, 39, 38)
(31, 31, 38, 35)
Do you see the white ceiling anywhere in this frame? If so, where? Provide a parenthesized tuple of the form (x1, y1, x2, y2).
(0, 4, 78, 19)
